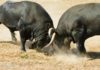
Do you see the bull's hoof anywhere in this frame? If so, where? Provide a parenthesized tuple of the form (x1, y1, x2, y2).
(71, 48, 86, 56)
(42, 47, 55, 56)
(79, 50, 86, 56)
(77, 50, 86, 56)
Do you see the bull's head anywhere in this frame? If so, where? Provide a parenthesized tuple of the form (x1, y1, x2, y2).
(28, 28, 53, 51)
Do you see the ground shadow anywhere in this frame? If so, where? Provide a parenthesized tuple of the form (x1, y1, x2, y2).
(87, 52, 100, 60)
(70, 48, 100, 60)
(0, 41, 20, 45)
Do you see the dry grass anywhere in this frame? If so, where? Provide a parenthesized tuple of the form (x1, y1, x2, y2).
(0, 0, 100, 70)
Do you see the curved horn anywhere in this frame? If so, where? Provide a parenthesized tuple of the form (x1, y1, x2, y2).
(48, 28, 54, 37)
(44, 32, 56, 48)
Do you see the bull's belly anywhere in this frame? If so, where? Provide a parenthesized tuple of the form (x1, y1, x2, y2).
(86, 29, 100, 38)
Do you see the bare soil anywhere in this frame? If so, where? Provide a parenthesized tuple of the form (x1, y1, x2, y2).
(0, 0, 100, 70)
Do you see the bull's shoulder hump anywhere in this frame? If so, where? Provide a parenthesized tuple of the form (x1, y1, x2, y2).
(2, 1, 40, 7)
(61, 3, 100, 18)
(67, 3, 100, 12)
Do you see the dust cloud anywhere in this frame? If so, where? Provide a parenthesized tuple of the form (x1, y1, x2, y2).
(51, 44, 89, 64)
(54, 53, 88, 64)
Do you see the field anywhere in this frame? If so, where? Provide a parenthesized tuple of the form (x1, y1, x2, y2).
(0, 0, 100, 70)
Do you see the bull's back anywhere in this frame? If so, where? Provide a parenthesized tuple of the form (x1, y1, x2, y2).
(2, 1, 53, 27)
(57, 3, 100, 33)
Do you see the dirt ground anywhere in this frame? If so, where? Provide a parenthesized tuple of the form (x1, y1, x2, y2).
(0, 0, 100, 70)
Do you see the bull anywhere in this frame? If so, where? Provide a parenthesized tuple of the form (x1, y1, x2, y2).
(0, 1, 54, 52)
(43, 3, 100, 55)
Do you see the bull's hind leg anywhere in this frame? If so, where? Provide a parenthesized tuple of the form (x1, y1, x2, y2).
(9, 29, 17, 43)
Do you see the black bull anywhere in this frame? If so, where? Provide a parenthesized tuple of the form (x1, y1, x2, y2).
(0, 1, 54, 52)
(42, 3, 100, 55)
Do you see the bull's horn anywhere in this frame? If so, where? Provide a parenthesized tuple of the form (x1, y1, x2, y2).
(44, 32, 56, 48)
(48, 28, 54, 37)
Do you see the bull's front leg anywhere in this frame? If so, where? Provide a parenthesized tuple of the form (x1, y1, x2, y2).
(72, 26, 86, 54)
(18, 18, 27, 52)
(76, 40, 86, 54)
(18, 18, 31, 58)
(19, 30, 29, 58)
(19, 30, 26, 52)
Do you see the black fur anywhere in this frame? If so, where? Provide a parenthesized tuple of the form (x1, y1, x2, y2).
(55, 3, 100, 53)
(0, 1, 54, 51)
